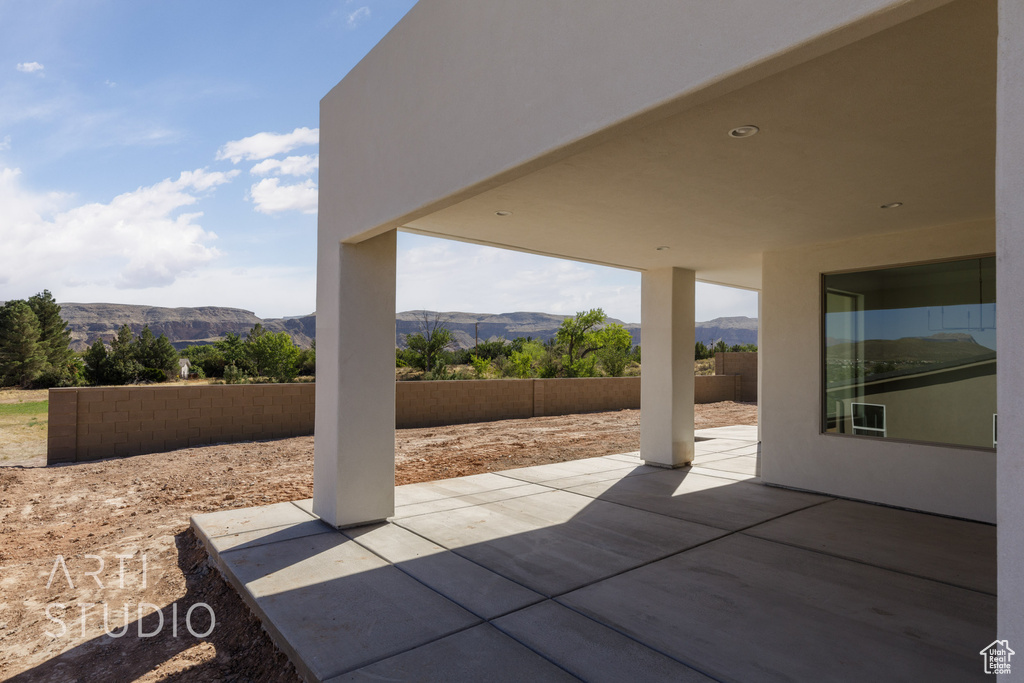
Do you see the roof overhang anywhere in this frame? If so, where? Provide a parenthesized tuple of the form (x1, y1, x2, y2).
(400, 0, 994, 289)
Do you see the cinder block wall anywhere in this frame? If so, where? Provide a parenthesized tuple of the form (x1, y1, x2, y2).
(49, 374, 745, 463)
(715, 352, 758, 402)
(48, 384, 314, 465)
(533, 377, 640, 417)
(396, 379, 535, 428)
(694, 375, 741, 403)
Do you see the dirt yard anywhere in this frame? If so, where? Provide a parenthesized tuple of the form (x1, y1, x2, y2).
(0, 402, 756, 682)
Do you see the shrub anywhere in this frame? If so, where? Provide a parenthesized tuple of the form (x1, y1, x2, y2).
(470, 354, 491, 378)
(223, 364, 244, 384)
(507, 350, 533, 379)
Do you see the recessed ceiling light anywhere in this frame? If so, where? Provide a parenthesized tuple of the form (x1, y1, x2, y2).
(728, 125, 759, 138)
(656, 246, 670, 251)
(495, 210, 512, 217)
(880, 202, 903, 209)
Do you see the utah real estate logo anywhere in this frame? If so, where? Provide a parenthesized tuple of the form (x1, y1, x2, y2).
(980, 640, 1015, 675)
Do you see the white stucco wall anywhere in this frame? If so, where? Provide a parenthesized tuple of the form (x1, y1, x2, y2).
(319, 0, 952, 246)
(761, 220, 996, 523)
(997, 0, 1024, 658)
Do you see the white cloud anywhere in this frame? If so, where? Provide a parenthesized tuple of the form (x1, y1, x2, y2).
(16, 61, 44, 74)
(347, 6, 370, 27)
(48, 265, 316, 320)
(396, 234, 643, 322)
(250, 178, 318, 214)
(0, 167, 237, 292)
(395, 233, 760, 323)
(0, 136, 10, 151)
(216, 127, 319, 164)
(250, 154, 318, 177)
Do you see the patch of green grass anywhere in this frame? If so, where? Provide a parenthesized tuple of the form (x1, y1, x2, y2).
(0, 400, 48, 416)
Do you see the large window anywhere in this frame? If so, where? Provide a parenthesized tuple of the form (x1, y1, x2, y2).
(822, 257, 996, 449)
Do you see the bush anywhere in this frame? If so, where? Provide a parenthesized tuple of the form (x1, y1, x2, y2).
(470, 354, 491, 378)
(223, 364, 244, 384)
(138, 367, 168, 383)
(506, 350, 533, 379)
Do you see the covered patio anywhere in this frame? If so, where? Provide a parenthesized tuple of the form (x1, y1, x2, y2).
(193, 426, 995, 681)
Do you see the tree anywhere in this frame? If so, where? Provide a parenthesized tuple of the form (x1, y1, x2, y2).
(133, 326, 179, 381)
(245, 326, 300, 382)
(296, 341, 315, 377)
(27, 290, 76, 386)
(595, 324, 633, 377)
(104, 325, 141, 385)
(216, 332, 249, 373)
(83, 339, 109, 385)
(0, 301, 46, 387)
(404, 313, 454, 374)
(182, 344, 227, 377)
(556, 309, 605, 375)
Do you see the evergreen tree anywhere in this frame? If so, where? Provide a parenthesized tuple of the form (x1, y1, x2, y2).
(153, 333, 180, 374)
(83, 339, 109, 385)
(105, 325, 141, 385)
(216, 332, 250, 374)
(132, 325, 179, 381)
(0, 301, 46, 387)
(27, 290, 74, 380)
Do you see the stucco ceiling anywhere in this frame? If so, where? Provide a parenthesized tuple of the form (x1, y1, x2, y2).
(403, 0, 995, 290)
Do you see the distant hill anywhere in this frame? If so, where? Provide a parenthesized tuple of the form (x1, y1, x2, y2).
(396, 311, 758, 350)
(59, 303, 316, 351)
(827, 334, 994, 364)
(57, 303, 757, 352)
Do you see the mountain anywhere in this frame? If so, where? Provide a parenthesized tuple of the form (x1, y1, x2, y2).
(57, 303, 758, 352)
(826, 334, 994, 364)
(396, 311, 758, 350)
(694, 316, 759, 347)
(58, 303, 316, 351)
(396, 311, 639, 350)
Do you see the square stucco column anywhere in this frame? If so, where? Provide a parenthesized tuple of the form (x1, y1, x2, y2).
(640, 267, 695, 468)
(997, 0, 1024, 656)
(313, 230, 396, 528)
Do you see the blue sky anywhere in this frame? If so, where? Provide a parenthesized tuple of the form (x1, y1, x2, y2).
(0, 0, 757, 324)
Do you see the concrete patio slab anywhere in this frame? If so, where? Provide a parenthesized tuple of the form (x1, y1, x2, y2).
(522, 464, 659, 491)
(194, 434, 996, 682)
(696, 425, 759, 440)
(327, 623, 578, 682)
(205, 518, 334, 554)
(495, 458, 640, 484)
(392, 482, 551, 519)
(684, 466, 757, 483)
(600, 451, 641, 463)
(395, 488, 727, 596)
(744, 498, 998, 594)
(493, 600, 714, 682)
(560, 534, 994, 682)
(691, 438, 759, 454)
(692, 454, 758, 476)
(686, 466, 757, 483)
(202, 524, 481, 681)
(343, 522, 544, 619)
(394, 472, 531, 506)
(192, 501, 316, 541)
(564, 468, 829, 530)
(689, 449, 753, 464)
